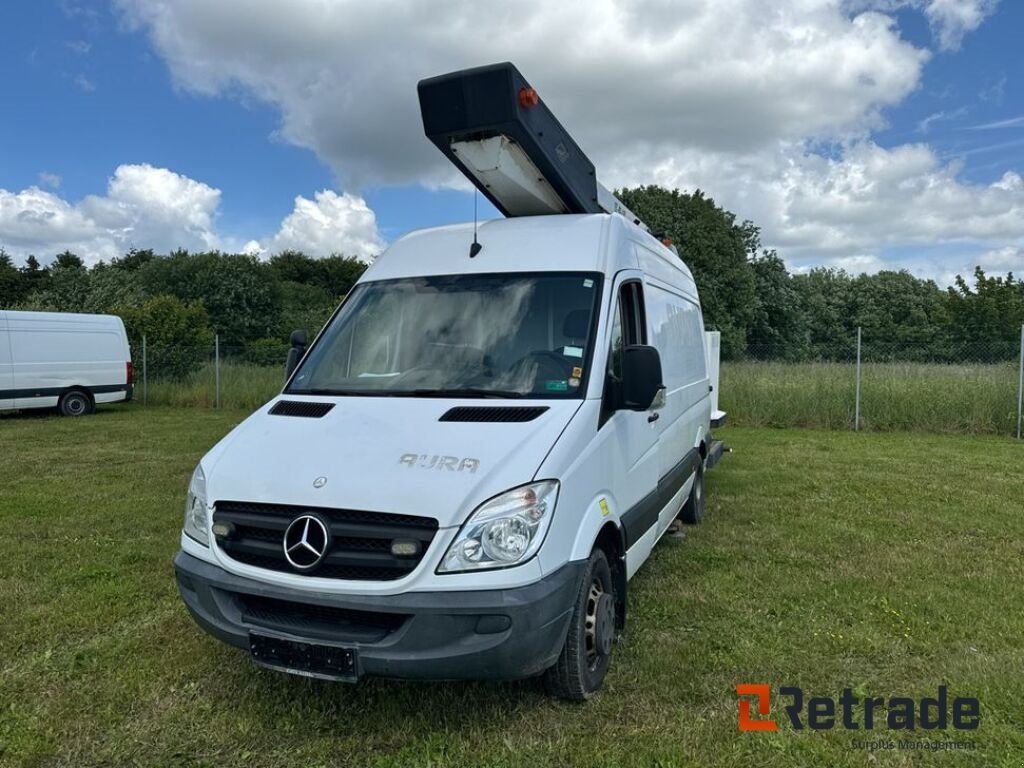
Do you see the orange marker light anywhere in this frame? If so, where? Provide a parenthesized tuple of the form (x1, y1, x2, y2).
(518, 87, 539, 108)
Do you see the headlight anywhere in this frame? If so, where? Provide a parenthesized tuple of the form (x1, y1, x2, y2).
(438, 481, 558, 573)
(183, 464, 209, 546)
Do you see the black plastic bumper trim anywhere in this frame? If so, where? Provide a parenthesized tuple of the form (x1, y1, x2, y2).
(174, 551, 586, 681)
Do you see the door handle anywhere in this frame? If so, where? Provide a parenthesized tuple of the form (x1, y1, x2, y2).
(647, 412, 660, 423)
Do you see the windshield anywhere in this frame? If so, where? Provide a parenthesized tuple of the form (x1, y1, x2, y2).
(287, 272, 602, 398)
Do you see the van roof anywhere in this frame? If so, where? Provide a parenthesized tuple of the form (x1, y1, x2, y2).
(361, 213, 692, 282)
(2, 310, 125, 327)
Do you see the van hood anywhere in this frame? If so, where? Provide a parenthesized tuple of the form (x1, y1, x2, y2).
(204, 396, 582, 529)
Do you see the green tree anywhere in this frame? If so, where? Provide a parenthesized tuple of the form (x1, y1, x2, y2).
(317, 254, 366, 298)
(748, 250, 808, 359)
(848, 271, 950, 361)
(617, 186, 759, 357)
(54, 250, 84, 269)
(138, 251, 281, 344)
(947, 268, 1024, 360)
(21, 254, 90, 312)
(117, 295, 214, 379)
(791, 268, 856, 359)
(83, 261, 146, 314)
(19, 255, 48, 298)
(0, 249, 26, 307)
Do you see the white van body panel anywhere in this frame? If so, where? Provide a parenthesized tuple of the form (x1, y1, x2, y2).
(0, 310, 131, 413)
(0, 312, 13, 411)
(174, 212, 720, 682)
(185, 214, 712, 599)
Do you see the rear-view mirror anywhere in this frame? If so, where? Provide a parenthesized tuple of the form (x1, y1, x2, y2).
(622, 345, 664, 411)
(285, 329, 308, 379)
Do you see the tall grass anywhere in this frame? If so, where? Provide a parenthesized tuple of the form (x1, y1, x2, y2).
(722, 360, 1021, 434)
(140, 360, 1023, 435)
(143, 362, 284, 411)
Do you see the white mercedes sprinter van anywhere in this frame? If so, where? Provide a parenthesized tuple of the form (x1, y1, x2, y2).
(0, 310, 133, 416)
(174, 63, 726, 699)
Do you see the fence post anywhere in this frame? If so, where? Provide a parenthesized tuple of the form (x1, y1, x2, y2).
(1016, 324, 1023, 440)
(215, 334, 221, 409)
(142, 334, 148, 406)
(855, 326, 862, 432)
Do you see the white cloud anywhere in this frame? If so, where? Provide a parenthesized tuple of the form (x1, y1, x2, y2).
(260, 190, 383, 260)
(115, 0, 928, 187)
(917, 106, 967, 133)
(65, 40, 92, 55)
(845, 0, 999, 50)
(970, 114, 1024, 130)
(626, 139, 1024, 282)
(72, 74, 96, 92)
(107, 0, 1013, 281)
(922, 0, 999, 50)
(0, 165, 382, 264)
(38, 172, 62, 189)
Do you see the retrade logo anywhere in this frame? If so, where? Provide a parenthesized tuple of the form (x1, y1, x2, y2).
(736, 685, 979, 732)
(283, 514, 331, 570)
(737, 684, 778, 731)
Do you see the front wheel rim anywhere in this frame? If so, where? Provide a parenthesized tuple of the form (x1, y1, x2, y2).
(584, 578, 613, 671)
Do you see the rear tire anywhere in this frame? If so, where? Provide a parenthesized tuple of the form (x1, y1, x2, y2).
(543, 549, 616, 701)
(679, 458, 705, 524)
(58, 389, 93, 417)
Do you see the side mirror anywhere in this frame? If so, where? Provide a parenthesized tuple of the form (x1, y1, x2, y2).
(622, 345, 664, 411)
(285, 329, 308, 378)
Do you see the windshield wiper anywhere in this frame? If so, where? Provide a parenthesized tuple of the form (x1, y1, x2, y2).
(402, 388, 527, 399)
(287, 388, 380, 396)
(286, 387, 526, 399)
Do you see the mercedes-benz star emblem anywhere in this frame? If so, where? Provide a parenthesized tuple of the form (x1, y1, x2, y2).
(283, 514, 331, 570)
(313, 476, 327, 488)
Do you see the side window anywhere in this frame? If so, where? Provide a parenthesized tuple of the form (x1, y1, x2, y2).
(607, 298, 623, 379)
(601, 280, 647, 425)
(621, 282, 647, 345)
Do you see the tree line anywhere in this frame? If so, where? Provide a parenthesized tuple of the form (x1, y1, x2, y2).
(619, 186, 1024, 362)
(2, 185, 1022, 375)
(0, 248, 364, 376)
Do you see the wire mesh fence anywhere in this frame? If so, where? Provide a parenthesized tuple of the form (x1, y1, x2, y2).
(133, 326, 1024, 438)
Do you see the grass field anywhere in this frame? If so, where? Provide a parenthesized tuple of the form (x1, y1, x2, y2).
(722, 360, 1022, 434)
(3, 406, 1023, 767)
(140, 358, 1024, 436)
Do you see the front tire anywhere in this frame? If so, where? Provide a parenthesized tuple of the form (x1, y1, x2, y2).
(543, 549, 616, 701)
(58, 390, 93, 417)
(679, 458, 705, 524)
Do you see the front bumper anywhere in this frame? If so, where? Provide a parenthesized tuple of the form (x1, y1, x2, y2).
(174, 551, 585, 681)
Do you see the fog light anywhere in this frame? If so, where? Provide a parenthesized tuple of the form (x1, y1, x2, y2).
(212, 521, 234, 539)
(391, 538, 421, 557)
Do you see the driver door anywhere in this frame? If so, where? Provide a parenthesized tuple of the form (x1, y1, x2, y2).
(600, 274, 662, 576)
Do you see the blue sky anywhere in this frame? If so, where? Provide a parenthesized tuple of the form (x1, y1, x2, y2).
(1, 1, 1021, 287)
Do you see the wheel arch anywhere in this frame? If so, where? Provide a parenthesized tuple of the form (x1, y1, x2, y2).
(59, 386, 94, 415)
(591, 521, 627, 630)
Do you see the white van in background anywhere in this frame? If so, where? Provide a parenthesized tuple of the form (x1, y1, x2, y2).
(0, 310, 133, 416)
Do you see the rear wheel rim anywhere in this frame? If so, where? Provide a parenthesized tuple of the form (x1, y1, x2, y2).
(66, 396, 85, 415)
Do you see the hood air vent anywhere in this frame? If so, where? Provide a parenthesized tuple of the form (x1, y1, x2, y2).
(269, 400, 335, 418)
(440, 406, 548, 423)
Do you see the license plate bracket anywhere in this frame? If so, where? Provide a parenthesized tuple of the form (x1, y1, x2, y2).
(249, 632, 358, 681)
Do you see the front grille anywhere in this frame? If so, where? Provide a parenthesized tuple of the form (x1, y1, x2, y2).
(236, 592, 408, 643)
(213, 500, 438, 581)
